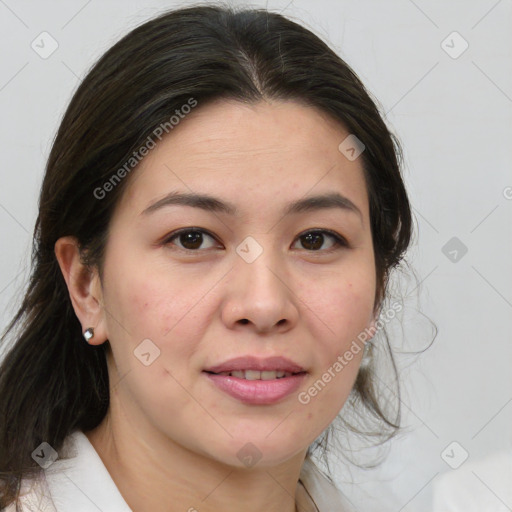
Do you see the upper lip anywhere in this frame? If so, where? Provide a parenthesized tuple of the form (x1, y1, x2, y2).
(204, 356, 306, 374)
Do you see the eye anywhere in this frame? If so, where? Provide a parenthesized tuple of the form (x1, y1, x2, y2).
(292, 229, 348, 252)
(162, 228, 348, 253)
(163, 228, 221, 251)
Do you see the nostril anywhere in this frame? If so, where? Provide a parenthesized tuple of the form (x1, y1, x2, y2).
(239, 319, 249, 324)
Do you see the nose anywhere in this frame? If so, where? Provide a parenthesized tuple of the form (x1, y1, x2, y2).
(220, 240, 299, 334)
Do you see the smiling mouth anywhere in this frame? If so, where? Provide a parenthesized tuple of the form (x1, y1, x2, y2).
(204, 370, 305, 380)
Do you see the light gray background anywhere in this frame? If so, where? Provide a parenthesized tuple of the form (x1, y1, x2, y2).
(1, 1, 511, 510)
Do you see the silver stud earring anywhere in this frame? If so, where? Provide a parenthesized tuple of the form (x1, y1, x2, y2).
(83, 327, 94, 342)
(363, 338, 374, 355)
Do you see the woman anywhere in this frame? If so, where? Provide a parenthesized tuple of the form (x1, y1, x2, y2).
(0, 4, 412, 511)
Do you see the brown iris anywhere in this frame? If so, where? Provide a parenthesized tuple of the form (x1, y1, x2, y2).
(300, 232, 324, 250)
(179, 231, 204, 250)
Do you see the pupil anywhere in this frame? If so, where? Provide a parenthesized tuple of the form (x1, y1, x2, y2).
(302, 232, 323, 250)
(181, 231, 203, 249)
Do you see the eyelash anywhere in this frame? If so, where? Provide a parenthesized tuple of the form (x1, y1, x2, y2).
(162, 227, 348, 254)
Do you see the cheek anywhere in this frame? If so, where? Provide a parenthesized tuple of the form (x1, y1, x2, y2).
(311, 275, 375, 342)
(112, 268, 218, 378)
(103, 270, 205, 411)
(104, 251, 194, 335)
(304, 271, 374, 408)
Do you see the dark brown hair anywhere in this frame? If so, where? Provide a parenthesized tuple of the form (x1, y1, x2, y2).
(0, 3, 412, 508)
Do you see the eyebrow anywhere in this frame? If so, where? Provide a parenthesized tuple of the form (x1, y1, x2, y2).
(141, 191, 363, 221)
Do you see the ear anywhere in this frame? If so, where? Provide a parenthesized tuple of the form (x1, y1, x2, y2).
(54, 236, 108, 345)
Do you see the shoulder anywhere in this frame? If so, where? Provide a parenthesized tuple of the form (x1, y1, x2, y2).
(3, 429, 129, 512)
(432, 448, 512, 511)
(299, 457, 356, 512)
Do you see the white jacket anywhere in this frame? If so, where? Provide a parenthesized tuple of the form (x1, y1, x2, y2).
(4, 430, 355, 511)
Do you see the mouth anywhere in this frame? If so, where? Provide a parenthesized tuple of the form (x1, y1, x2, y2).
(203, 355, 307, 376)
(203, 369, 305, 380)
(202, 355, 308, 404)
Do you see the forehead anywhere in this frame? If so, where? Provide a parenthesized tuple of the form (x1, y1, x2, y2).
(150, 98, 350, 161)
(117, 99, 369, 221)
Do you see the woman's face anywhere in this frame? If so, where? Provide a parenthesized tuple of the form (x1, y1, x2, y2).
(94, 99, 377, 467)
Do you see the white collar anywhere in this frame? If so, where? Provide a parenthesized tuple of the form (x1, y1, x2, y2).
(39, 429, 132, 512)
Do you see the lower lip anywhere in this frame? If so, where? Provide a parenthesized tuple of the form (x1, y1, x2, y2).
(203, 372, 307, 405)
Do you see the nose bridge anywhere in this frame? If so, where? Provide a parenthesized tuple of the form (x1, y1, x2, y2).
(235, 234, 283, 295)
(222, 233, 298, 331)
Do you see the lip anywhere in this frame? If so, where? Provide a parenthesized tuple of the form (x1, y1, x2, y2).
(204, 355, 306, 374)
(204, 372, 307, 405)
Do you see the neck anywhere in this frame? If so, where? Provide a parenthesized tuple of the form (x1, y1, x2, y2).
(85, 399, 307, 512)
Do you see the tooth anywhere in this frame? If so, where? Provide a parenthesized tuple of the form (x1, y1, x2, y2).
(244, 370, 261, 380)
(214, 370, 296, 380)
